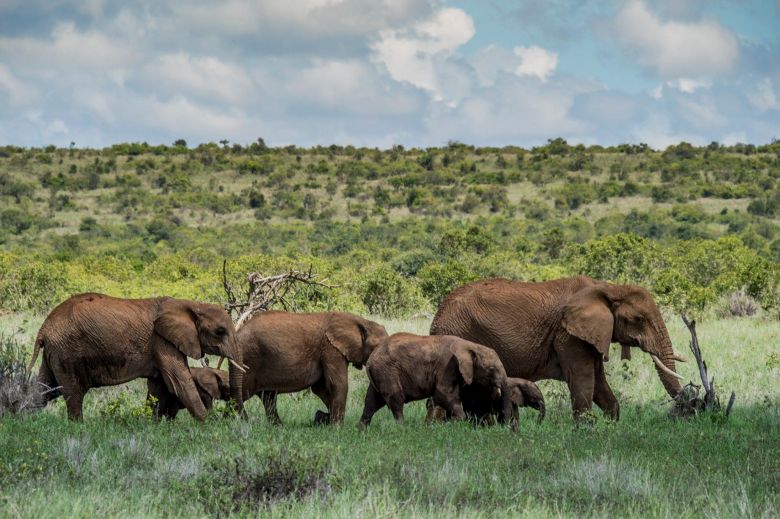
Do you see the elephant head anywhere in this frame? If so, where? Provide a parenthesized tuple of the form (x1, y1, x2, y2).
(507, 378, 545, 423)
(561, 282, 685, 398)
(154, 299, 245, 413)
(191, 367, 231, 407)
(326, 314, 388, 369)
(451, 340, 515, 430)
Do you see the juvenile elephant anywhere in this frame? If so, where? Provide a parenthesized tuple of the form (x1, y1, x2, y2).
(29, 293, 245, 420)
(427, 377, 545, 425)
(147, 367, 230, 419)
(237, 311, 387, 425)
(359, 333, 515, 429)
(430, 276, 687, 420)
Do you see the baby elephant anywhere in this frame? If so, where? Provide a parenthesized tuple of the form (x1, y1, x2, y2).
(359, 333, 515, 429)
(427, 377, 545, 425)
(147, 367, 230, 419)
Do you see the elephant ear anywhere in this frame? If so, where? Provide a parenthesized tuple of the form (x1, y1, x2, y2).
(192, 369, 221, 400)
(451, 342, 474, 385)
(561, 287, 614, 360)
(155, 300, 202, 359)
(509, 386, 525, 407)
(326, 317, 366, 365)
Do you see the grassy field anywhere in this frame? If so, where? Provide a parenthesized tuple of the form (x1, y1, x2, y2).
(1, 312, 778, 517)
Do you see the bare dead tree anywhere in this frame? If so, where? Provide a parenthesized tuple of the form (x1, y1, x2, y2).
(671, 314, 736, 418)
(214, 260, 336, 371)
(222, 259, 337, 331)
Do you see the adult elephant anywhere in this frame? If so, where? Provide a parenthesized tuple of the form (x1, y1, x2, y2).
(28, 293, 245, 420)
(237, 311, 388, 425)
(430, 276, 686, 420)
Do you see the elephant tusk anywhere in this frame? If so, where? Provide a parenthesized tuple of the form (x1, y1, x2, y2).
(651, 355, 685, 380)
(228, 359, 247, 373)
(671, 353, 688, 363)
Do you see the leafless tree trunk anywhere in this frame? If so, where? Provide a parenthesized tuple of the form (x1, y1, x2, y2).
(671, 315, 736, 418)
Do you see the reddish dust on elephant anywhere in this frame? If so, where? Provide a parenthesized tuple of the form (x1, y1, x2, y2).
(359, 333, 515, 429)
(147, 366, 230, 419)
(236, 311, 388, 425)
(430, 276, 686, 420)
(29, 293, 245, 420)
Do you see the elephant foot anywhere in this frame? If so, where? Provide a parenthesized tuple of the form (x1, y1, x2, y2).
(314, 410, 331, 425)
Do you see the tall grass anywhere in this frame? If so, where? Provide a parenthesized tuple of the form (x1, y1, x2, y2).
(1, 312, 778, 517)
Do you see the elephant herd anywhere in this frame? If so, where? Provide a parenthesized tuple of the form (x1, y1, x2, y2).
(28, 276, 687, 427)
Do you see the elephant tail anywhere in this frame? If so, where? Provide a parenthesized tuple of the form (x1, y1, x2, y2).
(27, 335, 45, 373)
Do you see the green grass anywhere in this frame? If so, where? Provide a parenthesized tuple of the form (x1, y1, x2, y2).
(1, 312, 778, 517)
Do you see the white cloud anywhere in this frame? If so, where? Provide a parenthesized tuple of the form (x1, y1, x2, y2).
(650, 84, 664, 99)
(513, 45, 558, 82)
(722, 131, 747, 145)
(0, 22, 138, 75)
(142, 53, 254, 104)
(173, 0, 433, 48)
(666, 78, 712, 94)
(424, 74, 593, 145)
(45, 120, 69, 138)
(285, 59, 422, 115)
(748, 78, 779, 111)
(0, 64, 38, 105)
(631, 112, 706, 149)
(612, 0, 739, 79)
(372, 7, 475, 98)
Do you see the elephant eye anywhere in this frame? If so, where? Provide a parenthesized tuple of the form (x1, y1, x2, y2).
(215, 327, 227, 337)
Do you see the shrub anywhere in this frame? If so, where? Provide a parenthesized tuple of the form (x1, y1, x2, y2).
(392, 249, 437, 277)
(0, 334, 42, 417)
(417, 260, 477, 307)
(0, 254, 69, 312)
(358, 265, 426, 317)
(1, 207, 37, 234)
(100, 389, 155, 422)
(565, 233, 659, 285)
(717, 289, 758, 318)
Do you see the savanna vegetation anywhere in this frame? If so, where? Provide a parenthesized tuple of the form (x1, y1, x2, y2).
(1, 139, 779, 516)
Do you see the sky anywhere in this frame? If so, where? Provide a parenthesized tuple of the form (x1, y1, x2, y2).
(0, 0, 778, 149)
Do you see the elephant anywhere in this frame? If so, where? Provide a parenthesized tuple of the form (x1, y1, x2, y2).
(147, 367, 230, 419)
(430, 276, 687, 421)
(426, 377, 545, 425)
(28, 293, 245, 420)
(358, 333, 515, 429)
(236, 311, 388, 425)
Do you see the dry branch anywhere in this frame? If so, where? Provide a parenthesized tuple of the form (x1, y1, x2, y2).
(670, 314, 736, 419)
(222, 259, 337, 331)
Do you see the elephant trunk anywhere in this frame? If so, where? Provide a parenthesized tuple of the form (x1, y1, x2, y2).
(227, 339, 245, 416)
(647, 328, 683, 398)
(497, 379, 517, 432)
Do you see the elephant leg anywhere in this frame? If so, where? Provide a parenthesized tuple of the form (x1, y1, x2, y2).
(37, 360, 62, 405)
(559, 340, 596, 421)
(154, 341, 207, 421)
(359, 384, 386, 427)
(147, 377, 179, 420)
(259, 391, 281, 425)
(310, 380, 331, 425)
(62, 384, 85, 421)
(592, 359, 620, 420)
(50, 364, 85, 420)
(433, 387, 466, 421)
(322, 360, 348, 424)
